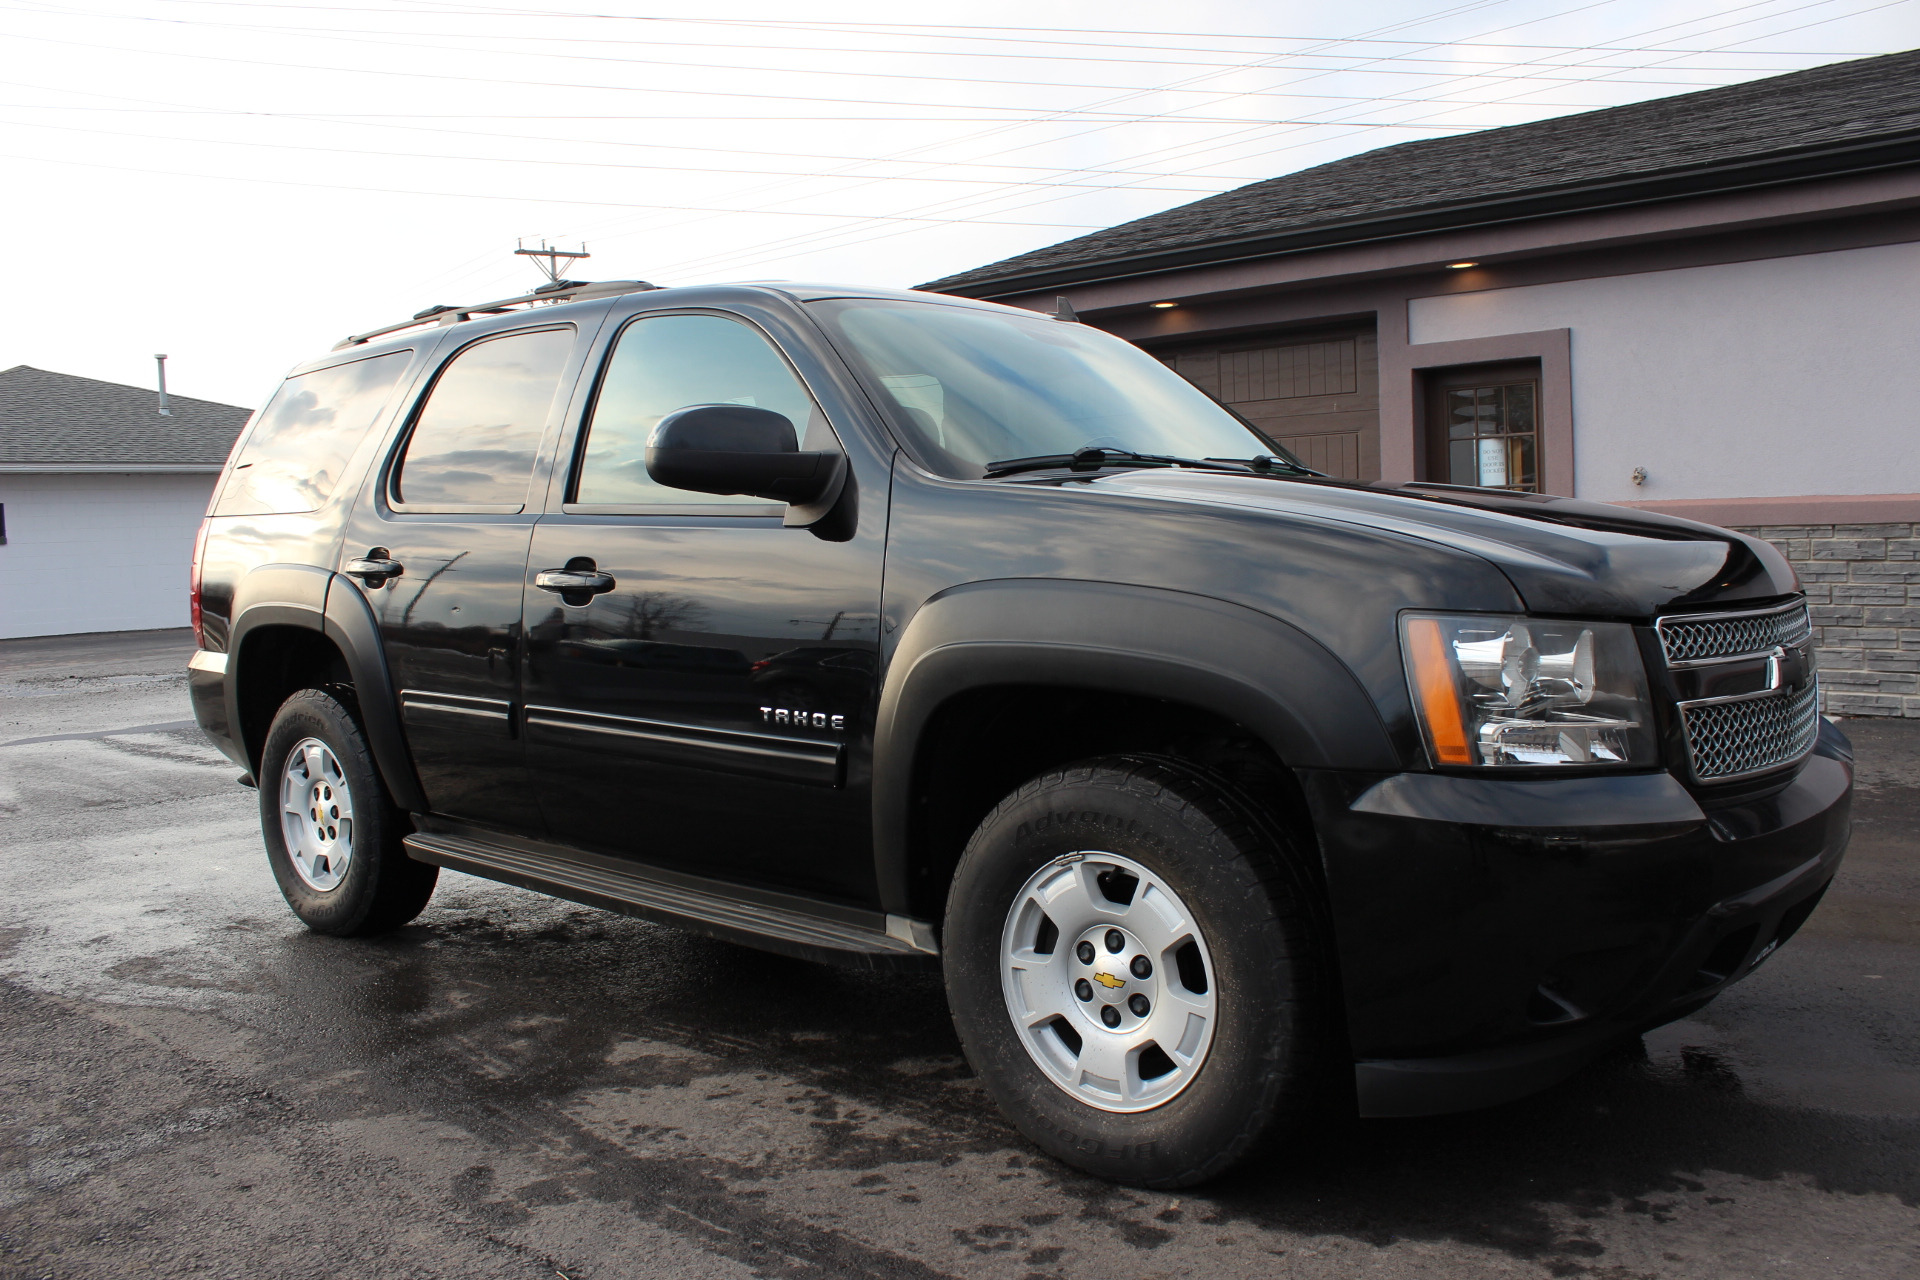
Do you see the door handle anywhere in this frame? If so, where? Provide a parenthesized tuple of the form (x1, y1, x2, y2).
(345, 556, 404, 584)
(534, 569, 615, 596)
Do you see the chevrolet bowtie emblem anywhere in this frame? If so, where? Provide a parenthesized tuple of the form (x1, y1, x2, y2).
(1092, 971, 1125, 990)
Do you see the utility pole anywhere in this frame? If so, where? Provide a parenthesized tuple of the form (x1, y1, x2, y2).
(154, 354, 171, 416)
(514, 239, 590, 286)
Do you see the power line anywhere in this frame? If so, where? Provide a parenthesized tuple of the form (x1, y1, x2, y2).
(2, 28, 1566, 124)
(953, 0, 1892, 224)
(566, 0, 1596, 270)
(0, 9, 1808, 114)
(2, 2, 1854, 84)
(647, 0, 1896, 279)
(0, 148, 1112, 228)
(119, 0, 1886, 56)
(0, 114, 1258, 192)
(0, 80, 1277, 181)
(329, 1, 1525, 287)
(638, 0, 1659, 276)
(6, 0, 1903, 287)
(411, 0, 1913, 289)
(1147, 0, 1892, 179)
(622, 10, 1901, 49)
(581, 0, 1906, 273)
(1093, 0, 1905, 209)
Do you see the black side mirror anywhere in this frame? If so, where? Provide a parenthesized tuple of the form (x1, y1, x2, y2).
(645, 404, 844, 506)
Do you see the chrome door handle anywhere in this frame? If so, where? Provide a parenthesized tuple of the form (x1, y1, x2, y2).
(534, 569, 615, 595)
(345, 557, 403, 584)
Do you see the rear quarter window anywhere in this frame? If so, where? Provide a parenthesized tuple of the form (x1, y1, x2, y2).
(215, 350, 414, 516)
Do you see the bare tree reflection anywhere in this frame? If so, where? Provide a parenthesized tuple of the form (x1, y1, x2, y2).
(620, 591, 709, 640)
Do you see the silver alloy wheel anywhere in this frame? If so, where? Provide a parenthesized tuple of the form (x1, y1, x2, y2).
(279, 736, 354, 892)
(1000, 851, 1217, 1113)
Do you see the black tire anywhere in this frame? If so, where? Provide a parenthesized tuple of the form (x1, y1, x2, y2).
(943, 757, 1334, 1187)
(259, 687, 437, 936)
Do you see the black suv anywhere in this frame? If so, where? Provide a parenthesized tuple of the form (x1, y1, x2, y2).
(188, 279, 1850, 1187)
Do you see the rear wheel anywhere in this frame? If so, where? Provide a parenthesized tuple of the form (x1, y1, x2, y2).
(944, 757, 1333, 1187)
(260, 688, 436, 936)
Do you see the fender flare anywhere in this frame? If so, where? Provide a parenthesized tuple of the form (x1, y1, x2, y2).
(323, 575, 429, 814)
(227, 563, 330, 774)
(226, 562, 428, 813)
(870, 578, 1398, 915)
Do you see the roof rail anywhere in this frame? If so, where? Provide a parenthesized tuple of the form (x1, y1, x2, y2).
(332, 279, 662, 351)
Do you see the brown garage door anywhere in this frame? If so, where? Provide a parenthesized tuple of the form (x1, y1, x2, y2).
(1155, 328, 1379, 480)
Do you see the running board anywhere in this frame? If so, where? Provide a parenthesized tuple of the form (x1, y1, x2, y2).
(403, 830, 939, 971)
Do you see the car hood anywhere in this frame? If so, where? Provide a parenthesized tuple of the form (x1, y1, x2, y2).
(1090, 470, 1796, 618)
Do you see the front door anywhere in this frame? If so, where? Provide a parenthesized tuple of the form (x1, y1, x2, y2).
(343, 322, 584, 833)
(521, 309, 885, 901)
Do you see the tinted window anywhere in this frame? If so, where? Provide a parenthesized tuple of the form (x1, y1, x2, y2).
(574, 314, 820, 507)
(215, 350, 412, 516)
(395, 327, 574, 509)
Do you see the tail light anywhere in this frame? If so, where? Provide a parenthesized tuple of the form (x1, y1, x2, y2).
(190, 517, 211, 649)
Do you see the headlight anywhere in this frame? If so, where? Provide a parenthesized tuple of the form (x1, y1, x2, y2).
(1400, 613, 1656, 768)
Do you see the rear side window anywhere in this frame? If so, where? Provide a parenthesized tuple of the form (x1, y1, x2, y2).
(215, 350, 413, 516)
(394, 327, 575, 510)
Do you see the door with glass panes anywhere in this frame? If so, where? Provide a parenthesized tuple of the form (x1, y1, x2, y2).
(520, 310, 885, 902)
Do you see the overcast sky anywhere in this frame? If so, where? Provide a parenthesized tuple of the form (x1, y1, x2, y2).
(3, 0, 1915, 409)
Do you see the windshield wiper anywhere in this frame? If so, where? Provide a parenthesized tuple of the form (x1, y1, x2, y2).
(984, 446, 1286, 479)
(1206, 454, 1320, 476)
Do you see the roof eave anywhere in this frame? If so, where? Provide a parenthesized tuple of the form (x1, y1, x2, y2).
(926, 129, 1920, 299)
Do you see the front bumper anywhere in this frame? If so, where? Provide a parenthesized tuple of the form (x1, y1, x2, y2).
(1301, 721, 1852, 1118)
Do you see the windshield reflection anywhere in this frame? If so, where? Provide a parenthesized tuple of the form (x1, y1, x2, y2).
(808, 298, 1279, 479)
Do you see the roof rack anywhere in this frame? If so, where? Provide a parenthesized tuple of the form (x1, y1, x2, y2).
(332, 278, 662, 351)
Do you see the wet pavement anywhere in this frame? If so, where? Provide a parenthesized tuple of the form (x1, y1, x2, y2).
(1, 628, 1916, 1280)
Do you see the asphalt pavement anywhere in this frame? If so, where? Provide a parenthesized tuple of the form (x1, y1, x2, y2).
(1, 628, 1916, 1280)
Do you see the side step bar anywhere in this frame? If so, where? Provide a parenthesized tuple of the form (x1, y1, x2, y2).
(404, 830, 939, 972)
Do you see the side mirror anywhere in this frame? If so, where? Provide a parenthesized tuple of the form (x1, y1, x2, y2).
(645, 404, 844, 506)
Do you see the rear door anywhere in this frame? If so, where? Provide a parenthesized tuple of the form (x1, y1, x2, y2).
(341, 315, 603, 833)
(519, 306, 887, 902)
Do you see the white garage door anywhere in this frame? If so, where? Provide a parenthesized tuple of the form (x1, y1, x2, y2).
(0, 472, 218, 639)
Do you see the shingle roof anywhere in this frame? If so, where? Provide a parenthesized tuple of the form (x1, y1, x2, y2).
(0, 365, 251, 467)
(921, 47, 1920, 296)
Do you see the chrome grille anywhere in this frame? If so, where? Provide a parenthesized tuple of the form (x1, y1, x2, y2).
(1657, 602, 1812, 663)
(1659, 598, 1819, 782)
(1680, 680, 1821, 781)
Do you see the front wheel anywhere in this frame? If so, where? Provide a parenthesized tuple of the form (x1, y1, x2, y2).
(944, 758, 1333, 1187)
(259, 687, 437, 936)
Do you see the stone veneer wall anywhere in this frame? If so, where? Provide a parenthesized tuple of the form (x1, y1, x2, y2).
(1733, 521, 1920, 718)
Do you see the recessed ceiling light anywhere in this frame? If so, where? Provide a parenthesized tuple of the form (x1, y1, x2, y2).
(1447, 261, 1479, 270)
(1151, 301, 1179, 309)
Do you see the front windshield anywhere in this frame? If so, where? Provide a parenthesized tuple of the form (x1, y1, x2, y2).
(808, 297, 1285, 478)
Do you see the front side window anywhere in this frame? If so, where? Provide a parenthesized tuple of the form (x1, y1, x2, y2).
(394, 327, 575, 510)
(808, 298, 1275, 478)
(573, 313, 822, 507)
(216, 350, 412, 516)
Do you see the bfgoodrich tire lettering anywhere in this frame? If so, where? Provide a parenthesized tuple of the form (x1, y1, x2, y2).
(944, 757, 1332, 1187)
(260, 687, 437, 936)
